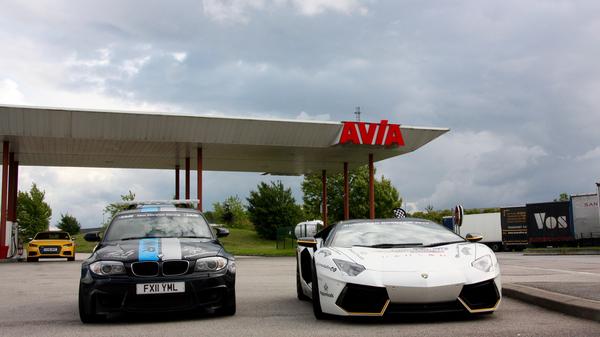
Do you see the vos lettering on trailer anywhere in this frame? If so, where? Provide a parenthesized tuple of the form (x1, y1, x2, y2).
(500, 207, 528, 246)
(526, 201, 574, 243)
(338, 120, 405, 146)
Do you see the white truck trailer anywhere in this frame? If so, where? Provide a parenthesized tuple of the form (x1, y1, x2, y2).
(459, 213, 503, 251)
(570, 193, 600, 243)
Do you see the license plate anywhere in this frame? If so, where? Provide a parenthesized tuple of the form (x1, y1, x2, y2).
(42, 247, 58, 252)
(136, 282, 185, 295)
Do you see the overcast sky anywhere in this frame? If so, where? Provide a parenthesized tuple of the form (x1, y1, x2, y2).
(1, 0, 599, 228)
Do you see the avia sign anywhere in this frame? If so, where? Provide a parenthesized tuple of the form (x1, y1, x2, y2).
(338, 120, 405, 146)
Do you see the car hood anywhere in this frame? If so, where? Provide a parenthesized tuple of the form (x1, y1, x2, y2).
(93, 238, 223, 262)
(30, 239, 73, 246)
(332, 243, 482, 272)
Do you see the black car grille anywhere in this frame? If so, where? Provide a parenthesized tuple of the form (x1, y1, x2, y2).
(130, 260, 189, 277)
(386, 300, 465, 314)
(163, 260, 189, 276)
(336, 283, 389, 314)
(39, 246, 61, 254)
(459, 279, 500, 310)
(131, 262, 159, 277)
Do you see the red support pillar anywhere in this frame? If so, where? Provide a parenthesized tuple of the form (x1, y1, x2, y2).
(174, 165, 180, 200)
(343, 162, 349, 220)
(185, 157, 190, 200)
(197, 148, 203, 211)
(369, 153, 375, 219)
(1, 141, 9, 258)
(322, 170, 328, 227)
(7, 153, 17, 222)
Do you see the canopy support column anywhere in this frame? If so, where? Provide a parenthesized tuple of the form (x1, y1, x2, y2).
(343, 162, 349, 220)
(322, 170, 328, 227)
(185, 157, 190, 199)
(7, 153, 17, 222)
(174, 165, 180, 200)
(197, 148, 203, 211)
(1, 141, 9, 258)
(369, 153, 375, 219)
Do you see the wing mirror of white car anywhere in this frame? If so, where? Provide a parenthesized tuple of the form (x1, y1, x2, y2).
(84, 232, 102, 242)
(215, 227, 230, 238)
(297, 237, 317, 248)
(465, 233, 483, 242)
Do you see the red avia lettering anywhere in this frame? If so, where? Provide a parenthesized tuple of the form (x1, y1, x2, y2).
(339, 120, 405, 146)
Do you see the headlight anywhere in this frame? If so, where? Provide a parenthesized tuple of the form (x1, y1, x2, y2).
(89, 261, 126, 276)
(63, 243, 73, 247)
(472, 255, 493, 272)
(29, 243, 38, 248)
(333, 258, 365, 276)
(194, 257, 228, 272)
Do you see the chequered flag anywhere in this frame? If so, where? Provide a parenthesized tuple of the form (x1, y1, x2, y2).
(393, 207, 406, 218)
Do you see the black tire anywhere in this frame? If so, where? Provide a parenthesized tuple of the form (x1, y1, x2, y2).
(490, 243, 501, 252)
(27, 257, 38, 262)
(296, 261, 310, 301)
(68, 256, 75, 262)
(79, 285, 103, 323)
(217, 288, 236, 316)
(311, 261, 328, 320)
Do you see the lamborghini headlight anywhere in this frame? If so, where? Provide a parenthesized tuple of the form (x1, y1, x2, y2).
(333, 258, 365, 276)
(472, 255, 493, 272)
(89, 261, 126, 276)
(194, 256, 228, 272)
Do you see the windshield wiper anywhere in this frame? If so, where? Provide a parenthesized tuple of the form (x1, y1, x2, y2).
(423, 240, 466, 247)
(120, 235, 213, 240)
(178, 236, 213, 239)
(120, 236, 153, 241)
(354, 243, 424, 248)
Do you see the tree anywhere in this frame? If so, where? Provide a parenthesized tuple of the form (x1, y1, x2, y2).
(247, 181, 302, 239)
(57, 213, 81, 235)
(212, 195, 252, 229)
(301, 166, 402, 224)
(17, 183, 52, 240)
(554, 193, 569, 202)
(102, 191, 135, 227)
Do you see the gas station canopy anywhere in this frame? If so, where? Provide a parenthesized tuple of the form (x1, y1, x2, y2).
(0, 105, 448, 174)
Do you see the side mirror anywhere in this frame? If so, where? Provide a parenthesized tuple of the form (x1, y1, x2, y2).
(297, 237, 317, 248)
(84, 232, 102, 242)
(465, 233, 483, 242)
(215, 227, 230, 238)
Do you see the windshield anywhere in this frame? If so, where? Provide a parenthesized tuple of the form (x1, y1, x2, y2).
(34, 232, 71, 240)
(103, 212, 213, 242)
(330, 220, 465, 248)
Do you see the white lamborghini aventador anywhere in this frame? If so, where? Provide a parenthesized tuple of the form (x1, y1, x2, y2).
(296, 218, 501, 319)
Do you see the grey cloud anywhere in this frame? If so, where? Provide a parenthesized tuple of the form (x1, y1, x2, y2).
(2, 0, 600, 221)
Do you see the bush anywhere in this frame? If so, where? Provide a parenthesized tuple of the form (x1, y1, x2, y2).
(247, 181, 302, 240)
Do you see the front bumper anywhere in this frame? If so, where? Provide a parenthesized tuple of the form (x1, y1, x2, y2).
(28, 246, 75, 258)
(317, 271, 501, 316)
(79, 270, 235, 315)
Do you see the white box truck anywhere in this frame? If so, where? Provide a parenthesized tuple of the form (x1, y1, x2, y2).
(459, 213, 503, 251)
(570, 193, 600, 243)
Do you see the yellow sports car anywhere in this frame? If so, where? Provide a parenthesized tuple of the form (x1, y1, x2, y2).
(27, 231, 76, 262)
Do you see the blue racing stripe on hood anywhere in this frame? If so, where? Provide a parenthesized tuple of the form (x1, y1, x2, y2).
(139, 238, 160, 261)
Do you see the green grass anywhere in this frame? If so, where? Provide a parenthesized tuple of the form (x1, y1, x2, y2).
(74, 234, 99, 253)
(220, 228, 296, 256)
(72, 229, 296, 256)
(525, 246, 600, 252)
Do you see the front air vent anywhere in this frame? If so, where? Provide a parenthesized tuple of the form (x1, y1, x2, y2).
(459, 279, 500, 310)
(336, 283, 389, 315)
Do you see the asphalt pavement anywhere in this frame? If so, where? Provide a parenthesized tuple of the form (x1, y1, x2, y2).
(0, 253, 599, 336)
(497, 253, 600, 321)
